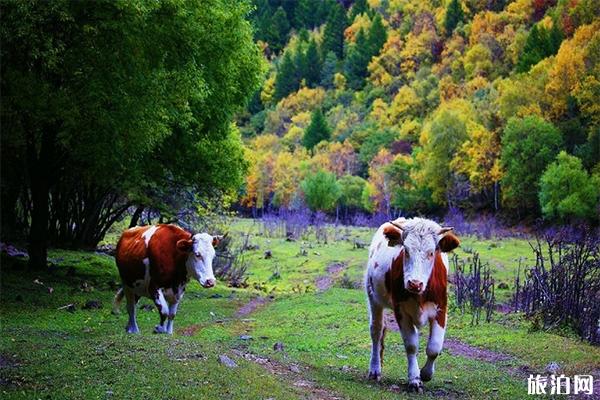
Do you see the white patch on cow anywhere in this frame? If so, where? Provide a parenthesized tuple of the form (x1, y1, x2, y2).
(154, 289, 169, 316)
(185, 233, 217, 287)
(419, 302, 439, 327)
(142, 226, 159, 247)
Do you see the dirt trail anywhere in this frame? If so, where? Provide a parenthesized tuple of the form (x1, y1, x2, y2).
(315, 262, 347, 291)
(231, 349, 344, 400)
(383, 313, 534, 379)
(236, 296, 271, 317)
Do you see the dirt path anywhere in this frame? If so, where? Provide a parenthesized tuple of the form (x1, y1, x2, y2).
(231, 349, 345, 400)
(383, 313, 534, 379)
(315, 262, 347, 292)
(236, 296, 272, 317)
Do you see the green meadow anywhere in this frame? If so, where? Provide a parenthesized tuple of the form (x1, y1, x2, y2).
(1, 219, 598, 399)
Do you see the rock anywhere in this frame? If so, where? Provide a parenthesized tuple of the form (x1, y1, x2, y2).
(239, 335, 253, 341)
(264, 250, 272, 259)
(82, 300, 102, 310)
(498, 282, 509, 290)
(218, 354, 237, 368)
(390, 384, 401, 391)
(289, 365, 300, 373)
(545, 362, 561, 375)
(209, 293, 223, 299)
(341, 365, 352, 373)
(273, 342, 284, 352)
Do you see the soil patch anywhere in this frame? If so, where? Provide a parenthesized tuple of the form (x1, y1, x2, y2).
(315, 262, 347, 292)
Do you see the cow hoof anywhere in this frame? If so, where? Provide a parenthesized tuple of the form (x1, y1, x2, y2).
(153, 325, 167, 334)
(420, 367, 433, 382)
(126, 326, 140, 334)
(367, 370, 381, 382)
(407, 379, 424, 393)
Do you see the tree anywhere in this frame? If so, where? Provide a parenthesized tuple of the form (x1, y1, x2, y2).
(303, 108, 332, 150)
(274, 52, 299, 101)
(500, 116, 563, 214)
(539, 152, 599, 222)
(516, 23, 563, 73)
(367, 13, 387, 56)
(1, 1, 263, 268)
(320, 51, 339, 88)
(272, 6, 291, 53)
(305, 39, 322, 87)
(344, 29, 371, 89)
(301, 170, 341, 212)
(444, 0, 464, 36)
(338, 175, 368, 214)
(351, 0, 369, 18)
(322, 2, 348, 59)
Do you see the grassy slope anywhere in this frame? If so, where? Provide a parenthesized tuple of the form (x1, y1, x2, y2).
(1, 219, 598, 399)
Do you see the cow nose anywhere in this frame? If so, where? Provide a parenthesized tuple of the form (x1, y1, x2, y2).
(408, 280, 423, 292)
(203, 279, 215, 288)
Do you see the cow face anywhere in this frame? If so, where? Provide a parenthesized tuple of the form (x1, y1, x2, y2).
(178, 233, 223, 288)
(384, 219, 459, 294)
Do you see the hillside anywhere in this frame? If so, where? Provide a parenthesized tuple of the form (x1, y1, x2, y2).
(238, 0, 600, 223)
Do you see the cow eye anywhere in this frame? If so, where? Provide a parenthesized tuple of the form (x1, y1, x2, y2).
(427, 251, 434, 258)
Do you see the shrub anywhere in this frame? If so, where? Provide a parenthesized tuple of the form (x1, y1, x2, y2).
(452, 252, 495, 324)
(513, 227, 600, 344)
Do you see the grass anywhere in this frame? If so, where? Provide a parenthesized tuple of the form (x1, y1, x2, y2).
(1, 218, 597, 399)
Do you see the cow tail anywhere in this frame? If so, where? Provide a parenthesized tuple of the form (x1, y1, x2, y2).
(112, 288, 124, 315)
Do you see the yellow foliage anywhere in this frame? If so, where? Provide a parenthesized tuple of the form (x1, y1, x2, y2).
(366, 148, 394, 213)
(345, 14, 372, 42)
(272, 151, 302, 208)
(546, 22, 600, 118)
(399, 119, 422, 142)
(573, 74, 600, 128)
(463, 43, 493, 79)
(334, 73, 347, 91)
(260, 75, 276, 107)
(291, 112, 311, 128)
(451, 122, 502, 192)
(368, 31, 404, 87)
(369, 98, 391, 128)
(282, 125, 305, 149)
(389, 85, 421, 124)
(438, 75, 463, 102)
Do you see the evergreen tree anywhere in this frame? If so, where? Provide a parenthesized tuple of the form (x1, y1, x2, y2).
(344, 29, 371, 89)
(293, 48, 308, 86)
(322, 2, 349, 59)
(517, 23, 563, 72)
(271, 6, 291, 53)
(295, 0, 315, 29)
(320, 51, 339, 89)
(274, 52, 299, 101)
(367, 13, 387, 56)
(444, 0, 464, 36)
(351, 0, 369, 18)
(305, 39, 322, 87)
(303, 108, 332, 150)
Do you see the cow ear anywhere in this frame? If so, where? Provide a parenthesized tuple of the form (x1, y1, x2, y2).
(176, 239, 193, 252)
(383, 224, 403, 247)
(438, 230, 460, 252)
(212, 232, 227, 247)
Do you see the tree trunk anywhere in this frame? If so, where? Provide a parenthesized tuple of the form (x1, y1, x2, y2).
(26, 130, 56, 270)
(129, 206, 144, 228)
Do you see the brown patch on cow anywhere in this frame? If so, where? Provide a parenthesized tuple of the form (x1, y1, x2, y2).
(373, 262, 379, 269)
(439, 232, 460, 253)
(115, 226, 153, 287)
(422, 252, 448, 328)
(383, 225, 402, 246)
(384, 250, 448, 327)
(146, 225, 192, 288)
(380, 325, 387, 366)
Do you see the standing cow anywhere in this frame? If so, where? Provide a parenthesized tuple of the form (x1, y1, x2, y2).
(114, 224, 223, 334)
(365, 217, 460, 392)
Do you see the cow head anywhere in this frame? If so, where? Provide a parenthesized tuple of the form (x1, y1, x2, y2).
(383, 218, 460, 294)
(177, 233, 227, 288)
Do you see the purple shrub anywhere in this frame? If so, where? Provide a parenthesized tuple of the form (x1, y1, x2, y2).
(452, 253, 496, 324)
(312, 211, 328, 243)
(513, 226, 600, 344)
(281, 207, 311, 240)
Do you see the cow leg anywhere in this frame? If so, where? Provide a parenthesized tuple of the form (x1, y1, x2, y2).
(152, 288, 169, 334)
(367, 300, 385, 381)
(165, 300, 180, 335)
(421, 317, 446, 382)
(124, 287, 140, 334)
(397, 310, 423, 393)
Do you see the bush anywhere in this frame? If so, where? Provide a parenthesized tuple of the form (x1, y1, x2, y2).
(513, 227, 600, 344)
(301, 170, 341, 212)
(539, 151, 599, 222)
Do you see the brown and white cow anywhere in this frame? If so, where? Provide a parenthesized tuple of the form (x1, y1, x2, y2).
(114, 224, 223, 334)
(365, 217, 460, 392)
